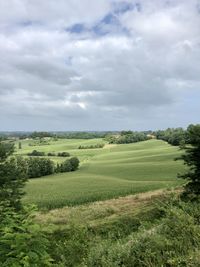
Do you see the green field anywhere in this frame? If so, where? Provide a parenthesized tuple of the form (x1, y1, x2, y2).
(15, 139, 185, 209)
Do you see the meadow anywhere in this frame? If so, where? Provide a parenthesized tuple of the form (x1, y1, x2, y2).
(15, 138, 185, 209)
(7, 136, 200, 267)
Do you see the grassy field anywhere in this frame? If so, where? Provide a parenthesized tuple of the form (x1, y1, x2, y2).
(14, 139, 185, 209)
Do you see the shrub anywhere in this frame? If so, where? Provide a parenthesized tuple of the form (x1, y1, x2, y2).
(105, 132, 148, 144)
(84, 197, 200, 267)
(56, 157, 80, 173)
(59, 160, 72, 173)
(69, 157, 80, 171)
(0, 207, 53, 267)
(78, 144, 104, 149)
(27, 150, 45, 156)
(49, 224, 89, 267)
(27, 157, 54, 178)
(47, 152, 56, 157)
(57, 152, 70, 157)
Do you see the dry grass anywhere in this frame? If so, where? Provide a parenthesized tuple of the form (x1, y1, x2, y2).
(35, 188, 180, 228)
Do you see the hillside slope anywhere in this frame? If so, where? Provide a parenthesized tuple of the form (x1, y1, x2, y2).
(24, 140, 185, 209)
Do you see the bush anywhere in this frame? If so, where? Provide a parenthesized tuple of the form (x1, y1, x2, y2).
(57, 152, 70, 157)
(105, 132, 148, 144)
(27, 157, 54, 178)
(154, 128, 187, 146)
(27, 150, 45, 156)
(49, 224, 89, 267)
(78, 144, 104, 149)
(84, 198, 200, 267)
(59, 160, 72, 173)
(0, 207, 53, 267)
(47, 152, 56, 156)
(69, 157, 80, 171)
(56, 157, 80, 173)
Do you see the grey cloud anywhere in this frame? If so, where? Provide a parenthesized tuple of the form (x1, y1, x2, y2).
(15, 57, 77, 85)
(0, 0, 200, 130)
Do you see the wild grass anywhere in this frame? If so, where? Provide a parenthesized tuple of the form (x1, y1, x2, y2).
(37, 191, 200, 267)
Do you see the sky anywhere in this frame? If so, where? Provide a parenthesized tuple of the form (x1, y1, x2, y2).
(0, 0, 200, 131)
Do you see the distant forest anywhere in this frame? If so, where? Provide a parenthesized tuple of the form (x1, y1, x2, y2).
(0, 127, 191, 146)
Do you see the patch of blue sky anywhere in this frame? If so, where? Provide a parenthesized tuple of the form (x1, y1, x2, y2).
(91, 10, 131, 36)
(67, 23, 86, 34)
(66, 1, 140, 36)
(113, 1, 141, 14)
(102, 13, 118, 25)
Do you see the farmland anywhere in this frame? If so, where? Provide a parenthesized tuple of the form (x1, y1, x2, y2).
(14, 138, 185, 209)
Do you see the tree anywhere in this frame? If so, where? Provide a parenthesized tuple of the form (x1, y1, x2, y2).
(27, 150, 45, 156)
(0, 141, 53, 266)
(57, 152, 70, 157)
(0, 143, 27, 211)
(56, 157, 80, 173)
(27, 157, 54, 178)
(70, 157, 80, 171)
(178, 124, 200, 196)
(18, 141, 22, 149)
(59, 160, 72, 172)
(0, 142, 14, 162)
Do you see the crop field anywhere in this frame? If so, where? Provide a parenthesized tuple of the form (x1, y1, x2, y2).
(15, 139, 185, 209)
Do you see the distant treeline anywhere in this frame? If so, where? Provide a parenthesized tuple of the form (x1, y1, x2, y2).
(19, 156, 79, 179)
(153, 127, 187, 146)
(56, 132, 115, 139)
(105, 131, 149, 144)
(27, 150, 70, 157)
(48, 152, 70, 157)
(0, 131, 120, 140)
(78, 144, 105, 149)
(0, 129, 191, 147)
(105, 128, 191, 146)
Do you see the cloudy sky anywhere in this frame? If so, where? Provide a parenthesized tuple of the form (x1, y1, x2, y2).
(0, 0, 200, 131)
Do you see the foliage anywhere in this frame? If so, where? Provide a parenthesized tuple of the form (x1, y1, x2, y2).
(27, 150, 45, 156)
(84, 197, 200, 267)
(57, 152, 70, 157)
(155, 127, 187, 146)
(69, 157, 80, 171)
(47, 152, 56, 156)
(177, 124, 200, 196)
(27, 157, 55, 178)
(18, 142, 22, 149)
(47, 152, 70, 157)
(0, 142, 27, 211)
(78, 143, 104, 149)
(30, 131, 54, 139)
(0, 206, 53, 267)
(57, 131, 111, 139)
(0, 141, 53, 267)
(105, 131, 148, 144)
(56, 157, 80, 173)
(49, 224, 89, 267)
(0, 142, 15, 162)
